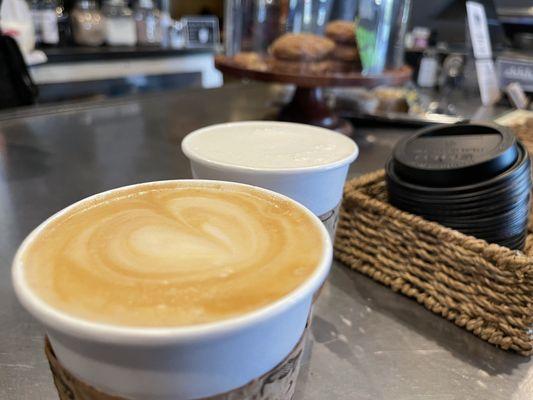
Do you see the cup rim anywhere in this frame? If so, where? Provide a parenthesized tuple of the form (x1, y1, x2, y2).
(12, 180, 332, 345)
(181, 121, 359, 174)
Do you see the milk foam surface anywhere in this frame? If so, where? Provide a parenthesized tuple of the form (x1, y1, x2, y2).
(184, 123, 357, 169)
(22, 182, 324, 327)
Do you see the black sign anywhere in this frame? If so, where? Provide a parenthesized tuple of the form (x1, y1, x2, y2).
(182, 17, 220, 49)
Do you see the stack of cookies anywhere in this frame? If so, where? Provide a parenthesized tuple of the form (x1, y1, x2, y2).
(268, 33, 335, 74)
(324, 20, 360, 73)
(231, 20, 362, 76)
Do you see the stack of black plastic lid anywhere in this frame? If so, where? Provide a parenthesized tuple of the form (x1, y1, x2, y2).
(386, 123, 532, 250)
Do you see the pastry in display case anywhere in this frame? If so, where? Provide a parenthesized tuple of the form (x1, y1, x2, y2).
(222, 10, 361, 77)
(325, 20, 361, 73)
(217, 0, 412, 134)
(329, 85, 468, 126)
(269, 33, 335, 74)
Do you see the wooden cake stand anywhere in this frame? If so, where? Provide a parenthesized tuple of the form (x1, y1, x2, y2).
(215, 55, 412, 136)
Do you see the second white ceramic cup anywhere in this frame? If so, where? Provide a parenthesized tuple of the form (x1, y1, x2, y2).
(181, 121, 359, 238)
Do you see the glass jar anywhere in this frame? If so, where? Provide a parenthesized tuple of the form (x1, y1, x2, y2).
(159, 0, 172, 48)
(286, 0, 334, 35)
(224, 0, 337, 56)
(40, 0, 60, 46)
(356, 0, 412, 74)
(57, 0, 73, 46)
(102, 0, 136, 46)
(71, 0, 106, 46)
(134, 0, 162, 46)
(224, 0, 288, 56)
(30, 0, 43, 45)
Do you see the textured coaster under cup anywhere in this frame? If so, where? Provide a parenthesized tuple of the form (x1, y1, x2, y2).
(45, 322, 310, 400)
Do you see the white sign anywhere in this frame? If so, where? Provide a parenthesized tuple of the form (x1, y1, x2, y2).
(466, 1, 492, 59)
(466, 1, 500, 106)
(475, 59, 501, 106)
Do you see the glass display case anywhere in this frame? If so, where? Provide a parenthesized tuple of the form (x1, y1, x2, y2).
(223, 0, 410, 75)
(225, 1, 346, 54)
(217, 0, 412, 134)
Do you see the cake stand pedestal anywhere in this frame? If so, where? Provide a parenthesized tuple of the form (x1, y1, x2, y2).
(215, 55, 412, 136)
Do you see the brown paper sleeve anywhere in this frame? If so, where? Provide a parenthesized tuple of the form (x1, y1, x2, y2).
(45, 320, 310, 400)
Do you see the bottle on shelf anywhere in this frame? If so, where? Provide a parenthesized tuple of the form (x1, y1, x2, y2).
(134, 0, 162, 46)
(417, 48, 439, 88)
(56, 0, 72, 46)
(159, 0, 172, 48)
(40, 0, 60, 46)
(71, 0, 106, 47)
(30, 0, 43, 45)
(102, 0, 137, 46)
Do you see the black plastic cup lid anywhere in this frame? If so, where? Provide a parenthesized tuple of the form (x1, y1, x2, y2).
(393, 123, 518, 187)
(437, 207, 530, 230)
(477, 222, 529, 238)
(498, 233, 527, 250)
(387, 178, 531, 212)
(443, 221, 527, 241)
(435, 204, 529, 227)
(385, 141, 530, 197)
(389, 191, 530, 218)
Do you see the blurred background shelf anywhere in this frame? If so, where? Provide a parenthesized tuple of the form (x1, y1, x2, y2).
(30, 46, 222, 103)
(39, 45, 213, 62)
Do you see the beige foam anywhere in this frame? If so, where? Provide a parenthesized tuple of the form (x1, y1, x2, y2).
(185, 123, 357, 169)
(22, 182, 323, 327)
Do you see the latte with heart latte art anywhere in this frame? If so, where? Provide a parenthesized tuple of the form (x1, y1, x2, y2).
(21, 181, 325, 327)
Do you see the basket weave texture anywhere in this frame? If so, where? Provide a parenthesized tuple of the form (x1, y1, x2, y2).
(334, 170, 532, 356)
(509, 117, 533, 154)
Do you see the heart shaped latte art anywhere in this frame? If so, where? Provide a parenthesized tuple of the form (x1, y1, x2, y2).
(23, 182, 324, 327)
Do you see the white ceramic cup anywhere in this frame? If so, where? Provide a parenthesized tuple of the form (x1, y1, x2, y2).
(12, 180, 332, 400)
(181, 121, 359, 238)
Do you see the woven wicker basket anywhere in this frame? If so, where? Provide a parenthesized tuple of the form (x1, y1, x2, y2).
(335, 170, 532, 356)
(508, 117, 533, 154)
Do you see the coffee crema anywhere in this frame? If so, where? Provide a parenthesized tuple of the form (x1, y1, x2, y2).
(22, 182, 324, 327)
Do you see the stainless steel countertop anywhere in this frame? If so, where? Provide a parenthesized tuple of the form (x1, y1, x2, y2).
(0, 83, 531, 399)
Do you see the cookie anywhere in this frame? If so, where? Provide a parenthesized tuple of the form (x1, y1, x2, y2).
(233, 52, 267, 71)
(327, 60, 359, 74)
(270, 33, 335, 61)
(332, 44, 359, 62)
(325, 20, 356, 45)
(269, 59, 331, 75)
